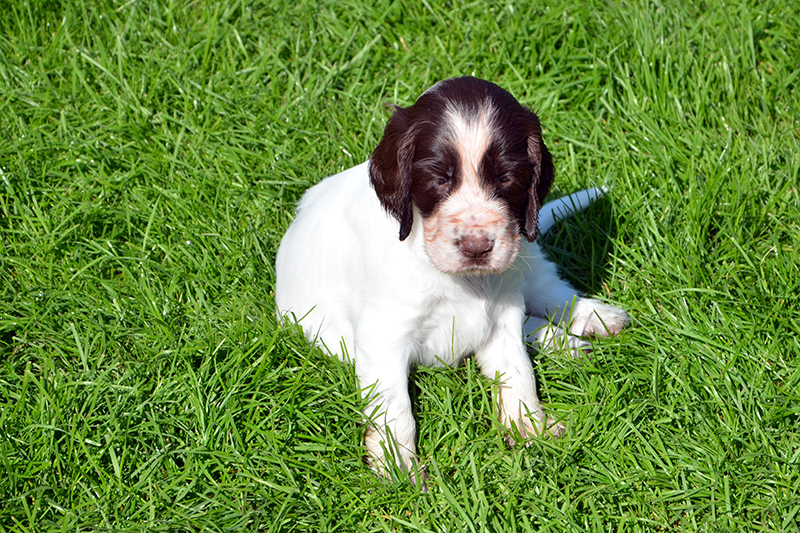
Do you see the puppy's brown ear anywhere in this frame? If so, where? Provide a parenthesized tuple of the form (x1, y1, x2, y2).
(370, 105, 415, 241)
(523, 118, 554, 243)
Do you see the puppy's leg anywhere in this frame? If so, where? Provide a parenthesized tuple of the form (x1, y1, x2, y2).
(521, 247, 594, 357)
(361, 385, 425, 486)
(474, 302, 565, 445)
(522, 242, 629, 343)
(354, 334, 425, 487)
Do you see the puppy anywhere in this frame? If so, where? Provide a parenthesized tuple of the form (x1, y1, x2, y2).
(276, 77, 629, 483)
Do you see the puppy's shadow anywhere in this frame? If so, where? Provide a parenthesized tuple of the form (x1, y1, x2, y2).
(538, 194, 619, 297)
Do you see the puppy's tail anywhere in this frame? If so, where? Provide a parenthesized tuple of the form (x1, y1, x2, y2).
(538, 187, 606, 236)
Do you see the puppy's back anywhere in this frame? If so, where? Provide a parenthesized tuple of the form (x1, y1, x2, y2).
(275, 161, 398, 357)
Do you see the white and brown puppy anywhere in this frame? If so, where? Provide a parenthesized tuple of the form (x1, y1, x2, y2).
(276, 77, 629, 482)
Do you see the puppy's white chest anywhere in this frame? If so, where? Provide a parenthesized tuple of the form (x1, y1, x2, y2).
(415, 281, 497, 367)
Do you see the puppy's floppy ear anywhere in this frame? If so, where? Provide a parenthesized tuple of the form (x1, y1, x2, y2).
(523, 115, 554, 243)
(369, 105, 415, 241)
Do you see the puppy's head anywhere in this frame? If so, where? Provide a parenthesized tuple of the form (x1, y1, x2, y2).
(369, 77, 554, 275)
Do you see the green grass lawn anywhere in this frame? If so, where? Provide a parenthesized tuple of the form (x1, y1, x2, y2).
(1, 0, 799, 530)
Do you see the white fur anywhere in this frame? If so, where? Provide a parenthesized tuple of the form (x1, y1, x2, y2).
(275, 161, 629, 480)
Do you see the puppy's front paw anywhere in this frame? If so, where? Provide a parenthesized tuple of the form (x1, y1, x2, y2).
(571, 299, 630, 337)
(505, 415, 565, 447)
(497, 385, 565, 446)
(364, 425, 427, 490)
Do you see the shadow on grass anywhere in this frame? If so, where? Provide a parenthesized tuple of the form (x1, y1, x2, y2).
(539, 194, 620, 298)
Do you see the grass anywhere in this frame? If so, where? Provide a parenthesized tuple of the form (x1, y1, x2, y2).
(1, 0, 799, 530)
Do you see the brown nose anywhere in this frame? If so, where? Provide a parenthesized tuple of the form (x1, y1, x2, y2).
(458, 235, 494, 257)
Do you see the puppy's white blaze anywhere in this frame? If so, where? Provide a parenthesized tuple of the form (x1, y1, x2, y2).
(445, 103, 494, 178)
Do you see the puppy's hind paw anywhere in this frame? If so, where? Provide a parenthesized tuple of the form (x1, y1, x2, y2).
(571, 299, 630, 338)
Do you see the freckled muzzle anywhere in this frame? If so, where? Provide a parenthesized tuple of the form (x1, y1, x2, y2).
(422, 197, 522, 275)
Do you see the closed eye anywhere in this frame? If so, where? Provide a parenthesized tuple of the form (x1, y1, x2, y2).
(436, 169, 455, 187)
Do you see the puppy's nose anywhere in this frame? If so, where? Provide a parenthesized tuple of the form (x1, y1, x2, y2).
(458, 234, 494, 257)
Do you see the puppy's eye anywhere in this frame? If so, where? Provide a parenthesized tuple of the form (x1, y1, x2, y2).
(436, 170, 454, 187)
(497, 175, 511, 185)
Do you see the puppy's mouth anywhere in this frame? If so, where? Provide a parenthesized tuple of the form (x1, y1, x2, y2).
(455, 256, 513, 275)
(457, 262, 507, 275)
